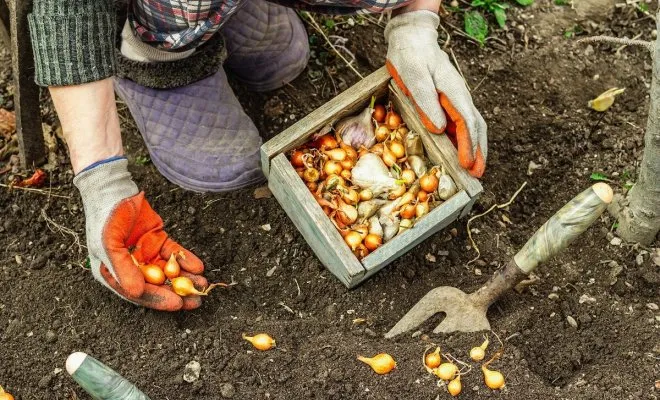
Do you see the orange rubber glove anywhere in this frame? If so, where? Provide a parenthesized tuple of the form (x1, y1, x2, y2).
(385, 10, 487, 178)
(74, 158, 207, 311)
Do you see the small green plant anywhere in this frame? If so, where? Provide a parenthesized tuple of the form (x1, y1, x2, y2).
(590, 172, 612, 182)
(563, 25, 584, 39)
(135, 155, 151, 166)
(464, 0, 534, 43)
(554, 0, 571, 4)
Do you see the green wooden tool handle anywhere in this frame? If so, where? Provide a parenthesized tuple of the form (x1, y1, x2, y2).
(66, 352, 151, 400)
(513, 183, 613, 274)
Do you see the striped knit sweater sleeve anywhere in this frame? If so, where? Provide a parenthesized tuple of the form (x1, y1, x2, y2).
(28, 0, 116, 87)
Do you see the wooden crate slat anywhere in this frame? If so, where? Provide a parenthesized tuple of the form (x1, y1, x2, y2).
(268, 153, 365, 286)
(390, 83, 483, 198)
(360, 190, 470, 275)
(260, 66, 391, 178)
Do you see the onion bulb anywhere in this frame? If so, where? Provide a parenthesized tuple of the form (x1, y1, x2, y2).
(385, 110, 402, 130)
(424, 347, 441, 369)
(325, 148, 347, 161)
(340, 158, 355, 170)
(290, 150, 306, 168)
(399, 204, 416, 220)
(368, 216, 383, 237)
(336, 199, 358, 226)
(364, 233, 383, 251)
(482, 366, 505, 389)
(357, 199, 387, 220)
(0, 386, 14, 400)
(420, 173, 439, 193)
(418, 190, 429, 202)
(382, 144, 397, 167)
(323, 160, 343, 176)
(447, 376, 462, 396)
(470, 337, 490, 362)
(341, 143, 358, 161)
(340, 170, 352, 181)
(306, 181, 318, 192)
(140, 264, 165, 285)
(357, 353, 396, 375)
(341, 188, 359, 205)
(375, 125, 390, 143)
(401, 169, 416, 186)
(398, 218, 414, 235)
(416, 200, 430, 218)
(389, 140, 405, 159)
(373, 104, 386, 123)
(303, 168, 320, 183)
(243, 333, 276, 351)
(315, 134, 338, 150)
(359, 189, 373, 201)
(164, 254, 181, 280)
(353, 244, 369, 259)
(325, 174, 345, 189)
(434, 362, 458, 381)
(336, 107, 376, 149)
(344, 230, 363, 251)
(170, 276, 227, 297)
(354, 224, 369, 240)
(388, 184, 406, 200)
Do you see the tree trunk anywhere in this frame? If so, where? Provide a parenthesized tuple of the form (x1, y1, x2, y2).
(614, 15, 660, 245)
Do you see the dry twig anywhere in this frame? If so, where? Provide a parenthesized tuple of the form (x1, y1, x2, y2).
(577, 36, 654, 54)
(302, 12, 364, 79)
(467, 181, 528, 265)
(0, 183, 71, 199)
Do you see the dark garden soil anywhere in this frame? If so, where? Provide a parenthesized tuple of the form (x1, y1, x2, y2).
(1, 2, 659, 399)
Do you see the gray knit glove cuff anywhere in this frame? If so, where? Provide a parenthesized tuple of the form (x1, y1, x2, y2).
(73, 158, 138, 291)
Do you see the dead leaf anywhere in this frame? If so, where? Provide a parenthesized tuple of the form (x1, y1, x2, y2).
(588, 88, 625, 112)
(514, 274, 540, 293)
(0, 109, 16, 138)
(501, 214, 512, 224)
(253, 186, 272, 199)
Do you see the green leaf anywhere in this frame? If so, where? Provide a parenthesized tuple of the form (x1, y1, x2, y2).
(135, 155, 151, 166)
(590, 172, 612, 182)
(471, 0, 485, 6)
(554, 0, 570, 5)
(464, 11, 488, 44)
(639, 3, 649, 12)
(516, 0, 534, 5)
(324, 19, 336, 30)
(493, 8, 507, 28)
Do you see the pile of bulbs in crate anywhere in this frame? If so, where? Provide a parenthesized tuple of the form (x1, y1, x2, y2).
(288, 97, 459, 260)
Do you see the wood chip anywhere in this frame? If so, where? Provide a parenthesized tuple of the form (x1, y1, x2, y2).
(0, 109, 16, 138)
(253, 186, 272, 199)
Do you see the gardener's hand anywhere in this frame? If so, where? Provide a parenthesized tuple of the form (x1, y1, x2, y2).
(385, 10, 487, 178)
(73, 158, 208, 311)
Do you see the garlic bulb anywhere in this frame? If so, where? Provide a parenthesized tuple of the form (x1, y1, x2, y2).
(408, 155, 428, 179)
(368, 216, 383, 237)
(351, 153, 400, 195)
(357, 199, 387, 220)
(405, 130, 424, 156)
(336, 107, 376, 149)
(437, 169, 458, 200)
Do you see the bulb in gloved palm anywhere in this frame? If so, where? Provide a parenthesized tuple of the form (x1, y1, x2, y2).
(74, 158, 208, 311)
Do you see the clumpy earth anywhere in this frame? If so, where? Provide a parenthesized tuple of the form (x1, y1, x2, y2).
(1, 1, 658, 399)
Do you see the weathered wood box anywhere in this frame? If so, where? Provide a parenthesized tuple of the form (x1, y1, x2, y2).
(261, 67, 483, 288)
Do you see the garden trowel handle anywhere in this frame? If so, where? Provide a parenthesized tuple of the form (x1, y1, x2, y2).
(513, 183, 613, 274)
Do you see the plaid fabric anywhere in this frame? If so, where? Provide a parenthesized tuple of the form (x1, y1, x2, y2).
(130, 0, 412, 52)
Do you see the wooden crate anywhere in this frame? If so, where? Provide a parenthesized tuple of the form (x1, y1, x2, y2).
(261, 67, 483, 288)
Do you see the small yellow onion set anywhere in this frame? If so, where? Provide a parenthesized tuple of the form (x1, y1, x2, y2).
(0, 386, 14, 400)
(242, 333, 276, 351)
(287, 98, 458, 259)
(357, 353, 397, 375)
(422, 334, 505, 397)
(131, 252, 229, 297)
